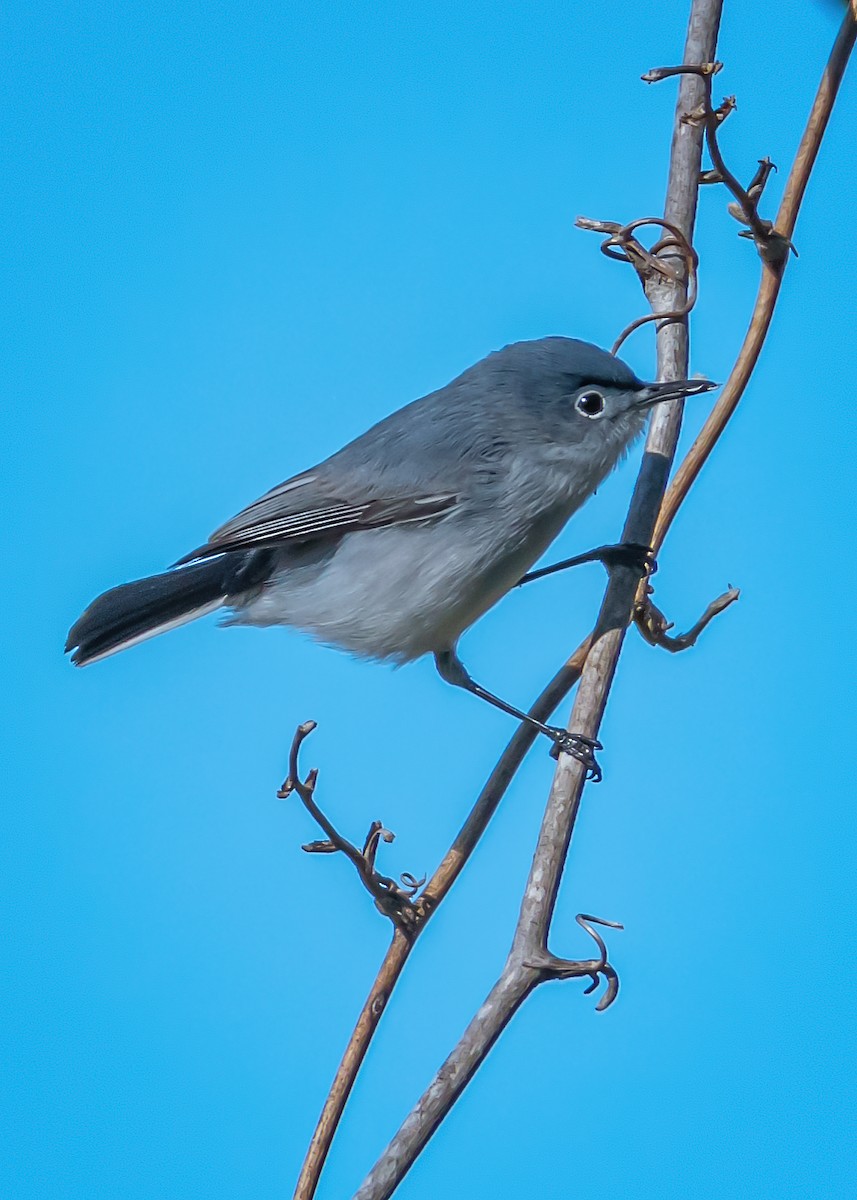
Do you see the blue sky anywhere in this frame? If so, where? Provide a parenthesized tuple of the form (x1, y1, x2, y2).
(3, 2, 855, 1197)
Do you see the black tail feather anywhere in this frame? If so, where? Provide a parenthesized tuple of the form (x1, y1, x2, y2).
(66, 551, 271, 666)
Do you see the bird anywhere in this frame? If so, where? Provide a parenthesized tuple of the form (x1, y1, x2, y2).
(66, 336, 714, 775)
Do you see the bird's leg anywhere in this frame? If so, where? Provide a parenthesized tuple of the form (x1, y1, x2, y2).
(517, 542, 656, 587)
(434, 649, 602, 782)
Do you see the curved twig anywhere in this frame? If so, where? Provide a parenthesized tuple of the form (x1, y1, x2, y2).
(575, 215, 700, 354)
(634, 584, 740, 652)
(525, 913, 624, 1011)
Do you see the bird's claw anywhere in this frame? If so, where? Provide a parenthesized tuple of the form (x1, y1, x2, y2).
(548, 730, 603, 782)
(599, 542, 657, 577)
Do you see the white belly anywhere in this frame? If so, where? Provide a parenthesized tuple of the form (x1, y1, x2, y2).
(230, 501, 573, 662)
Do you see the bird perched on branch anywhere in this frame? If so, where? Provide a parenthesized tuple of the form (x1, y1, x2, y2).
(66, 336, 714, 776)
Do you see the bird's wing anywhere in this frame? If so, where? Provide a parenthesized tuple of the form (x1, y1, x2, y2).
(175, 469, 459, 563)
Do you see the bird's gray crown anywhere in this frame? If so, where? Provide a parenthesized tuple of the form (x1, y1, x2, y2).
(484, 337, 644, 392)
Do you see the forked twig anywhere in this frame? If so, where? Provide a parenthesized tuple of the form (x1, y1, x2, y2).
(292, 639, 592, 1200)
(526, 914, 624, 1011)
(278, 721, 421, 931)
(642, 59, 792, 265)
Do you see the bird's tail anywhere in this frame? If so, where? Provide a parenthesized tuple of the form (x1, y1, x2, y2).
(65, 552, 269, 667)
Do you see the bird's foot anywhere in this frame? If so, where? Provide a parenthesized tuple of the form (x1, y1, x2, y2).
(597, 542, 657, 577)
(547, 730, 603, 782)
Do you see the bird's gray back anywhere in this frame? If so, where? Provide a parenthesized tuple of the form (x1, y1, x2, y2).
(316, 336, 641, 497)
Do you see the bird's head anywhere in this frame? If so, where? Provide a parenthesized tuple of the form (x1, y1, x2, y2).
(492, 336, 716, 466)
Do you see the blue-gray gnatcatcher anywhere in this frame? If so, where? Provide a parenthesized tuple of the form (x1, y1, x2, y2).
(66, 336, 714, 776)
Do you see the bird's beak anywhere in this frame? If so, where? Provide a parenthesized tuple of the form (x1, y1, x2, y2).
(633, 377, 718, 409)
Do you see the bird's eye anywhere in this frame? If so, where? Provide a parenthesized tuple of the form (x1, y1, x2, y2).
(575, 390, 605, 418)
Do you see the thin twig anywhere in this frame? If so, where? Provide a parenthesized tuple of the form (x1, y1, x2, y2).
(574, 216, 700, 354)
(634, 584, 740, 651)
(278, 721, 420, 930)
(292, 641, 591, 1200)
(642, 60, 790, 264)
(655, 7, 857, 551)
(636, 7, 855, 642)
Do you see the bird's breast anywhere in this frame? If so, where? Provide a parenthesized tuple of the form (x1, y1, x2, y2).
(230, 449, 600, 663)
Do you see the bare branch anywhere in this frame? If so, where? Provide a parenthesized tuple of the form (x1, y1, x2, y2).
(634, 583, 740, 652)
(655, 7, 857, 551)
(353, 3, 725, 1194)
(643, 59, 790, 263)
(292, 640, 591, 1200)
(278, 722, 420, 931)
(294, 928, 413, 1199)
(640, 60, 722, 83)
(295, 7, 857, 1197)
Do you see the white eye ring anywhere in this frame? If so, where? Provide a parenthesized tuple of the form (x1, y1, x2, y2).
(575, 390, 605, 418)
